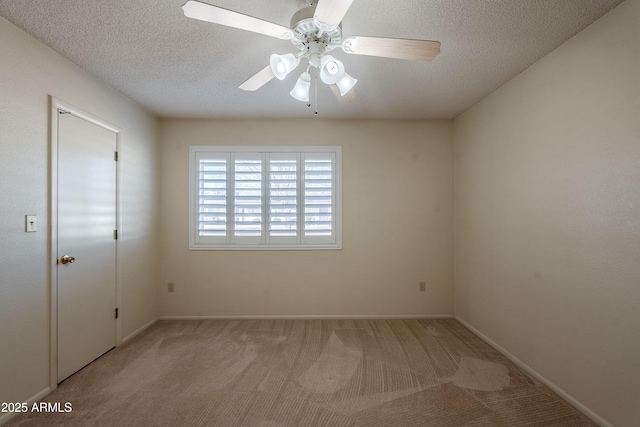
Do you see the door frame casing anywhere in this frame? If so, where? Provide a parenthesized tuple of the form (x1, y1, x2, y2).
(49, 97, 122, 391)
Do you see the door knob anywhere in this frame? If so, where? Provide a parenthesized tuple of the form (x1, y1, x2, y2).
(60, 255, 76, 265)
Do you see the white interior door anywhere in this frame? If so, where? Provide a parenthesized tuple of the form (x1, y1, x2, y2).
(57, 111, 117, 382)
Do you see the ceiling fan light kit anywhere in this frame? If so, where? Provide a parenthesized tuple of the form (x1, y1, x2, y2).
(182, 0, 441, 104)
(335, 72, 357, 96)
(270, 53, 299, 80)
(290, 72, 312, 102)
(319, 55, 345, 84)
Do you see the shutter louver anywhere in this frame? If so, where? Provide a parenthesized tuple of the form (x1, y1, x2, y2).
(269, 157, 298, 237)
(199, 158, 227, 236)
(304, 155, 333, 236)
(234, 156, 262, 237)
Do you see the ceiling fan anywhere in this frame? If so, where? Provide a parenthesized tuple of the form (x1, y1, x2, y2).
(182, 0, 441, 103)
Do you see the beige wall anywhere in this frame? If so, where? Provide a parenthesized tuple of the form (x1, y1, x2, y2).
(158, 119, 453, 317)
(0, 17, 159, 413)
(453, 1, 640, 425)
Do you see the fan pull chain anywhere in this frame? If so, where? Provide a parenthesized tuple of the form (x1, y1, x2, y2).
(306, 67, 312, 110)
(306, 69, 319, 115)
(314, 73, 318, 115)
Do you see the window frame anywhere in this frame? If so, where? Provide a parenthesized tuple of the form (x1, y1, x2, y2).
(189, 145, 342, 250)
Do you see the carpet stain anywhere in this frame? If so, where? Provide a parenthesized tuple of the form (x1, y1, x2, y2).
(447, 357, 511, 391)
(297, 331, 362, 394)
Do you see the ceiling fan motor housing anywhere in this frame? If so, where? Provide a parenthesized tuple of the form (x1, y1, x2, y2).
(290, 6, 342, 52)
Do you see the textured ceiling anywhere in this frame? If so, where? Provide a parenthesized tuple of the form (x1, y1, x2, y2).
(0, 0, 624, 119)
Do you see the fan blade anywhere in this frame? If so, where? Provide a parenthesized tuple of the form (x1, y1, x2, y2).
(239, 65, 275, 91)
(342, 36, 441, 61)
(182, 0, 292, 40)
(313, 0, 355, 28)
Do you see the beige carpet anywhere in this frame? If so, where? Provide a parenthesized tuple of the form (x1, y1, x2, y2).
(8, 319, 595, 426)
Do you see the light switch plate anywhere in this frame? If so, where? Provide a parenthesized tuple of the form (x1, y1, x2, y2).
(25, 215, 37, 232)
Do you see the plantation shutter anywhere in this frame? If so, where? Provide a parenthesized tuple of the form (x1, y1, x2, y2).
(195, 151, 229, 244)
(190, 146, 340, 249)
(268, 153, 299, 244)
(303, 152, 335, 244)
(233, 153, 263, 244)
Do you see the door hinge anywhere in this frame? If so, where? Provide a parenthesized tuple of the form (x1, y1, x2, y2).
(115, 308, 119, 319)
(114, 229, 118, 240)
(114, 151, 118, 161)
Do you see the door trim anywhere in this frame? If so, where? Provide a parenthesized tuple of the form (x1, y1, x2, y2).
(49, 97, 122, 391)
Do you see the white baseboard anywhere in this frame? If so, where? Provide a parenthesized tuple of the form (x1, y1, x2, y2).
(454, 316, 611, 427)
(0, 387, 50, 426)
(121, 317, 159, 344)
(158, 314, 454, 321)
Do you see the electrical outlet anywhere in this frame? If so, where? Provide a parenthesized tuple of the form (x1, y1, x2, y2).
(168, 282, 175, 292)
(419, 282, 426, 292)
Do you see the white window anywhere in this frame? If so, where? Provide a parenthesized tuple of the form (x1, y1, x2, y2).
(189, 146, 341, 250)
